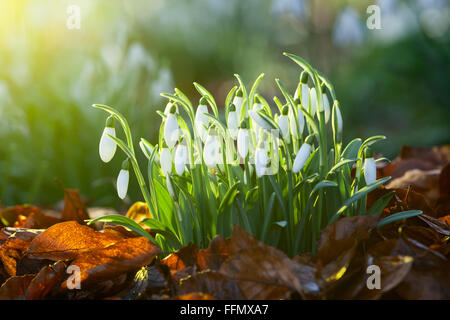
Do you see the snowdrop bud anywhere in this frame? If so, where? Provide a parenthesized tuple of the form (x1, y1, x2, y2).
(289, 99, 305, 139)
(278, 106, 290, 141)
(164, 105, 180, 148)
(301, 72, 310, 112)
(255, 142, 269, 178)
(335, 101, 343, 135)
(174, 144, 188, 175)
(364, 148, 376, 185)
(203, 134, 220, 168)
(321, 84, 331, 122)
(195, 98, 209, 142)
(160, 145, 172, 176)
(237, 121, 249, 159)
(233, 88, 244, 120)
(227, 104, 238, 140)
(99, 116, 117, 163)
(139, 139, 160, 163)
(293, 136, 313, 173)
(117, 159, 130, 200)
(310, 87, 317, 115)
(249, 109, 272, 131)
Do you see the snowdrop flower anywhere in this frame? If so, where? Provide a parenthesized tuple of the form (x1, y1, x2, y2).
(255, 142, 269, 177)
(117, 159, 130, 200)
(321, 84, 331, 123)
(277, 105, 290, 141)
(99, 116, 117, 163)
(195, 97, 210, 142)
(164, 105, 180, 148)
(300, 72, 310, 112)
(174, 143, 188, 175)
(227, 103, 238, 140)
(164, 100, 178, 115)
(237, 121, 249, 159)
(232, 88, 244, 121)
(293, 136, 313, 173)
(364, 148, 377, 185)
(203, 134, 221, 168)
(160, 144, 172, 176)
(249, 101, 272, 131)
(335, 100, 343, 135)
(139, 139, 160, 163)
(309, 87, 318, 116)
(289, 99, 305, 139)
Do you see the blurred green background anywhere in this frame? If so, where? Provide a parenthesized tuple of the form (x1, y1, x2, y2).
(0, 0, 449, 208)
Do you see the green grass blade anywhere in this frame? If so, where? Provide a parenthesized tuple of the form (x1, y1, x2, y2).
(378, 210, 422, 228)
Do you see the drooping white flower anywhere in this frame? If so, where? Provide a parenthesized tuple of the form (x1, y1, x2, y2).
(164, 105, 180, 148)
(300, 72, 310, 111)
(174, 144, 188, 175)
(237, 122, 249, 159)
(249, 109, 272, 131)
(289, 100, 305, 139)
(195, 97, 210, 142)
(163, 100, 177, 115)
(160, 147, 172, 176)
(277, 105, 290, 141)
(203, 134, 221, 168)
(227, 104, 238, 140)
(99, 116, 117, 163)
(255, 142, 269, 177)
(364, 148, 376, 185)
(293, 137, 313, 173)
(232, 88, 244, 121)
(139, 139, 160, 163)
(117, 159, 130, 200)
(322, 85, 331, 122)
(335, 101, 343, 135)
(309, 87, 318, 116)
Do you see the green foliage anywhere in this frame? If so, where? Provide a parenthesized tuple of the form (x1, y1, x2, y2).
(90, 54, 422, 255)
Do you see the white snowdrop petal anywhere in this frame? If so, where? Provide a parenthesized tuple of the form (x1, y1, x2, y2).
(227, 111, 238, 140)
(293, 143, 312, 173)
(249, 110, 272, 131)
(364, 157, 377, 185)
(164, 114, 180, 148)
(310, 87, 317, 115)
(237, 129, 249, 159)
(195, 105, 209, 142)
(277, 115, 290, 140)
(175, 145, 187, 175)
(323, 94, 331, 123)
(117, 169, 129, 200)
(253, 103, 263, 112)
(289, 107, 298, 139)
(203, 136, 220, 168)
(297, 106, 305, 134)
(99, 127, 117, 163)
(232, 96, 243, 119)
(139, 141, 160, 163)
(255, 147, 268, 177)
(336, 104, 343, 134)
(301, 84, 310, 111)
(160, 148, 172, 175)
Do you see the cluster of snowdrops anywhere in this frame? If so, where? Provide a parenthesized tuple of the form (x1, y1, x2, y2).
(89, 53, 419, 256)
